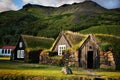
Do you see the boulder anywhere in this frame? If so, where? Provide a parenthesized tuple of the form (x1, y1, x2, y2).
(61, 66, 72, 74)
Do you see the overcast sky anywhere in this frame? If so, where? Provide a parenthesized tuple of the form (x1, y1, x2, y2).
(0, 0, 120, 12)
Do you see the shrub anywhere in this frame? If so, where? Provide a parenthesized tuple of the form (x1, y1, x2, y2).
(100, 42, 113, 52)
(56, 59, 64, 67)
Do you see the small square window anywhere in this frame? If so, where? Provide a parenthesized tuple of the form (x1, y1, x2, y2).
(19, 42, 23, 48)
(89, 46, 92, 49)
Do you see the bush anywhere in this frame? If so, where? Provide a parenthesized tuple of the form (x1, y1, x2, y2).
(100, 42, 113, 52)
(57, 59, 64, 67)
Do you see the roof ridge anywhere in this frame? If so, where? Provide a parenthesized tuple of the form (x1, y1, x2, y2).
(64, 30, 89, 37)
(21, 34, 54, 40)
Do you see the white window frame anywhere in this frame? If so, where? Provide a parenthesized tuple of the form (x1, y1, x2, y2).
(17, 50, 24, 58)
(19, 42, 23, 48)
(58, 45, 66, 56)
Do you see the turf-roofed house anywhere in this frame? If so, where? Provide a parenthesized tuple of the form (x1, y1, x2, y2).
(49, 31, 116, 69)
(0, 46, 15, 57)
(11, 35, 54, 63)
(47, 31, 100, 69)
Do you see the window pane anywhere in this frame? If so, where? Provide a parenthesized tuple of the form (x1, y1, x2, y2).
(89, 46, 92, 49)
(19, 42, 22, 48)
(17, 50, 20, 58)
(21, 50, 24, 58)
(8, 49, 10, 54)
(2, 49, 4, 54)
(5, 50, 7, 54)
(58, 45, 66, 56)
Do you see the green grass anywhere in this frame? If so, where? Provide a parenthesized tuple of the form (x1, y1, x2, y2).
(0, 57, 10, 60)
(80, 25, 120, 36)
(0, 57, 120, 80)
(0, 58, 87, 80)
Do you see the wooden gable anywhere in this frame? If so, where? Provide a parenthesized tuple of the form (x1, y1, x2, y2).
(52, 33, 72, 52)
(12, 34, 55, 61)
(80, 34, 99, 50)
(13, 35, 26, 60)
(15, 35, 26, 51)
(78, 34, 100, 69)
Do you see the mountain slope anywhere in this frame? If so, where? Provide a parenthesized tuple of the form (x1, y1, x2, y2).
(0, 1, 120, 47)
(80, 25, 120, 36)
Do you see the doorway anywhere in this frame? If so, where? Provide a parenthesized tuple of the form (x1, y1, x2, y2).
(87, 51, 93, 69)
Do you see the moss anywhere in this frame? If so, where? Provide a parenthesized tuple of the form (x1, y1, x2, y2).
(22, 35, 55, 50)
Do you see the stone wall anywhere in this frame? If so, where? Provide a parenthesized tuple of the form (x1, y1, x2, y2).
(39, 50, 77, 66)
(40, 50, 120, 70)
(100, 51, 116, 69)
(40, 51, 63, 66)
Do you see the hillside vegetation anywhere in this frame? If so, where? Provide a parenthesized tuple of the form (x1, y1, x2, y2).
(80, 25, 120, 36)
(0, 1, 120, 49)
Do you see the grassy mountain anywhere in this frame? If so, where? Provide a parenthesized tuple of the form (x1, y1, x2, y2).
(0, 1, 120, 49)
(80, 25, 120, 36)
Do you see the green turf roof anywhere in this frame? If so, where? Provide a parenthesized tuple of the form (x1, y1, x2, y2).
(64, 31, 86, 45)
(95, 34, 120, 54)
(21, 35, 55, 50)
(51, 31, 89, 50)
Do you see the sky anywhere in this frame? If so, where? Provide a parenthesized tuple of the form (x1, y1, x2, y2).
(0, 0, 120, 12)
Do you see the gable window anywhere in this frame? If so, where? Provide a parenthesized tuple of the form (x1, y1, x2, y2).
(89, 46, 93, 49)
(58, 45, 66, 56)
(17, 50, 24, 58)
(19, 42, 23, 48)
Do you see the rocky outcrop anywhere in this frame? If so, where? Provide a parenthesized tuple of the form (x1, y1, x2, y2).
(61, 66, 72, 74)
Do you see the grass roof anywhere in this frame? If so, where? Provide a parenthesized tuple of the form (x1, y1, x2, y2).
(95, 34, 120, 54)
(21, 35, 55, 50)
(51, 31, 88, 50)
(64, 31, 86, 45)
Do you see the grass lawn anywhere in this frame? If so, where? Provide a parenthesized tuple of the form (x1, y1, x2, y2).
(0, 56, 10, 60)
(0, 57, 120, 80)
